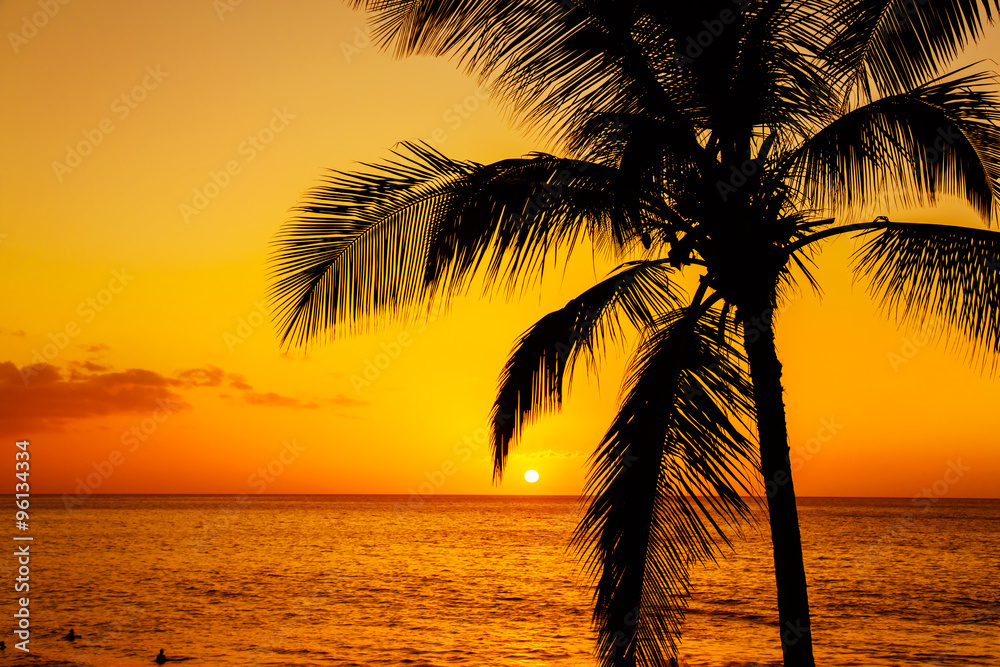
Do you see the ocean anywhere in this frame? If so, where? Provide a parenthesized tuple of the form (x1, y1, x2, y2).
(4, 495, 997, 666)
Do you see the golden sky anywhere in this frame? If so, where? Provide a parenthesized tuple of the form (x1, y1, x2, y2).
(1, 0, 998, 499)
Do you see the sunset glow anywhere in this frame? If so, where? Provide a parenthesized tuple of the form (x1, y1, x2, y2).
(1, 1, 998, 500)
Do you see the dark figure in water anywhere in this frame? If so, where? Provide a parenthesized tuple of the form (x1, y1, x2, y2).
(63, 629, 78, 641)
(156, 649, 191, 663)
(0, 641, 6, 650)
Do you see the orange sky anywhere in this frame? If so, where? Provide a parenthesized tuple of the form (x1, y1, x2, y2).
(1, 0, 998, 500)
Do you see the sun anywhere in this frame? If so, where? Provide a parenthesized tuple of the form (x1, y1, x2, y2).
(524, 470, 539, 483)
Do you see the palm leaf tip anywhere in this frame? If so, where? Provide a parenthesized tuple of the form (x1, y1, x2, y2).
(786, 69, 1000, 221)
(852, 220, 1000, 371)
(574, 307, 758, 666)
(269, 138, 658, 351)
(825, 0, 1000, 97)
(266, 142, 485, 348)
(489, 261, 682, 481)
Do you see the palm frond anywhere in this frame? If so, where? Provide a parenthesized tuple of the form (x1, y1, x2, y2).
(706, 1, 837, 155)
(783, 69, 1000, 220)
(824, 0, 1000, 99)
(421, 152, 655, 298)
(852, 220, 1000, 370)
(351, 1, 715, 148)
(349, 0, 551, 65)
(490, 260, 681, 480)
(573, 306, 758, 666)
(268, 142, 468, 347)
(566, 111, 703, 180)
(268, 142, 647, 347)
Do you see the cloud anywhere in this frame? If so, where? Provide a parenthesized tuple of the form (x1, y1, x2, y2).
(244, 392, 319, 409)
(68, 360, 113, 376)
(80, 343, 111, 353)
(0, 361, 189, 436)
(328, 393, 368, 407)
(1, 355, 367, 436)
(240, 391, 367, 410)
(175, 365, 225, 387)
(227, 373, 253, 391)
(1, 329, 26, 338)
(174, 366, 257, 391)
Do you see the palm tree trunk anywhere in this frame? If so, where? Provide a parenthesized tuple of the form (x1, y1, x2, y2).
(742, 304, 815, 667)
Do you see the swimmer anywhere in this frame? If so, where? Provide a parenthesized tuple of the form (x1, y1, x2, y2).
(155, 649, 192, 663)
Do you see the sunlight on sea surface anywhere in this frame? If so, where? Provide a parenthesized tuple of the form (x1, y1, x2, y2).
(4, 496, 997, 666)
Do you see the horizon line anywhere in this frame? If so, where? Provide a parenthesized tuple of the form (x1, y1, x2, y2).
(31, 492, 1000, 500)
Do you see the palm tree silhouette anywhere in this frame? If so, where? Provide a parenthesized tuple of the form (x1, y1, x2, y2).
(268, 2, 1000, 666)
